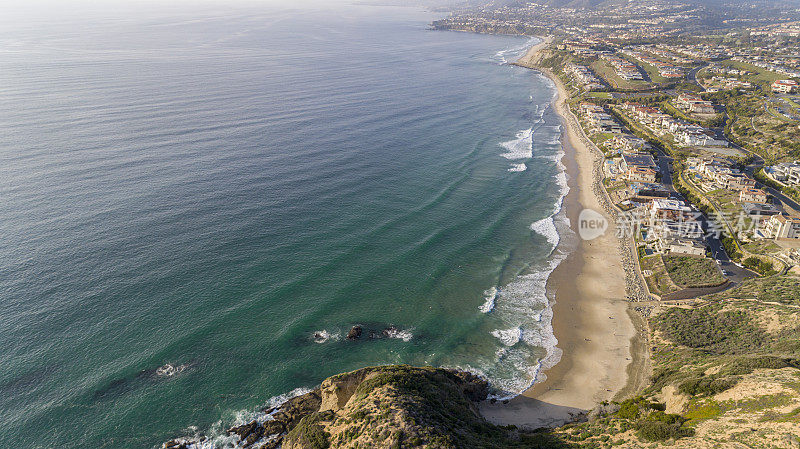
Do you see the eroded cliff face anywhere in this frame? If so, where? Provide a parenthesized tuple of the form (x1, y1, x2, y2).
(166, 365, 499, 449)
(280, 366, 493, 448)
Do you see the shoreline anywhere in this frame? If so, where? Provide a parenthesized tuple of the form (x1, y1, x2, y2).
(480, 37, 649, 428)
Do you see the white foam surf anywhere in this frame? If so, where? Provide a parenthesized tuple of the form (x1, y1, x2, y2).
(166, 387, 314, 449)
(155, 363, 190, 377)
(311, 330, 340, 343)
(481, 249, 569, 399)
(500, 127, 533, 160)
(508, 163, 527, 172)
(383, 327, 413, 342)
(491, 327, 523, 347)
(530, 216, 559, 252)
(479, 287, 498, 313)
(477, 87, 575, 399)
(493, 36, 540, 65)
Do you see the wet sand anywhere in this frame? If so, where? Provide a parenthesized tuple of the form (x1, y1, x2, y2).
(480, 37, 647, 428)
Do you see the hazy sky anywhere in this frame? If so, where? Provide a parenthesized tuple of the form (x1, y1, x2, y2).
(0, 0, 358, 31)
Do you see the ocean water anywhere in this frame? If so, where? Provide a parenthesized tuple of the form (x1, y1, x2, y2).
(0, 2, 571, 448)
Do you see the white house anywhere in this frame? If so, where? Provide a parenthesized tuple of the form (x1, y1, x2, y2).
(763, 214, 800, 239)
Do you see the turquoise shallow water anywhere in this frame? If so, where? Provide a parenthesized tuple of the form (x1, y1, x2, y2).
(0, 2, 569, 448)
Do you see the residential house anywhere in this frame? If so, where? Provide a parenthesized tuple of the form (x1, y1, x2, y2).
(614, 134, 647, 153)
(739, 188, 769, 204)
(653, 237, 706, 256)
(718, 173, 756, 190)
(627, 166, 658, 183)
(689, 102, 715, 114)
(621, 153, 657, 171)
(648, 198, 704, 240)
(762, 214, 800, 239)
(676, 92, 715, 114)
(771, 161, 800, 186)
(772, 79, 799, 93)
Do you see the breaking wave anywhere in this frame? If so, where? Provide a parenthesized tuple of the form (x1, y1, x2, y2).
(155, 363, 190, 377)
(163, 387, 314, 449)
(479, 287, 498, 313)
(530, 216, 559, 253)
(383, 327, 413, 342)
(311, 330, 340, 343)
(500, 127, 533, 160)
(492, 36, 540, 65)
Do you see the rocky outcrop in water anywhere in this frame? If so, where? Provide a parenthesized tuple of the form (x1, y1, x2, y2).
(346, 325, 362, 340)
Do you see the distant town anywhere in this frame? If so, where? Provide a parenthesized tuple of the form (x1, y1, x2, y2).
(435, 0, 800, 288)
(431, 1, 800, 446)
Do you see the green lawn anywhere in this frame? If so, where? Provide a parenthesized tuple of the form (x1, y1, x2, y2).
(719, 60, 784, 89)
(641, 254, 725, 295)
(590, 59, 651, 91)
(586, 91, 612, 99)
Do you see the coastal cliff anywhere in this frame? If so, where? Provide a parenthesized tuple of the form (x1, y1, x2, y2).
(164, 365, 569, 449)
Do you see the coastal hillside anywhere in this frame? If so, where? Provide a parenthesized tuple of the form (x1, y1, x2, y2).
(545, 277, 800, 448)
(166, 366, 570, 449)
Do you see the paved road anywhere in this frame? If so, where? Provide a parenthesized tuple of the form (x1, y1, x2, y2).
(614, 106, 757, 284)
(687, 63, 708, 91)
(673, 172, 756, 283)
(644, 128, 757, 283)
(733, 141, 800, 213)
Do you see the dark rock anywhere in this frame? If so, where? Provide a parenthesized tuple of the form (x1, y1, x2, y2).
(259, 438, 282, 449)
(227, 420, 259, 440)
(261, 420, 285, 436)
(490, 398, 497, 404)
(271, 390, 322, 430)
(243, 426, 265, 447)
(446, 369, 489, 402)
(382, 326, 398, 337)
(163, 441, 188, 449)
(347, 326, 362, 340)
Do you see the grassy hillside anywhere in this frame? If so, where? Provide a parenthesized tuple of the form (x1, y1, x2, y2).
(170, 365, 572, 449)
(551, 294, 800, 448)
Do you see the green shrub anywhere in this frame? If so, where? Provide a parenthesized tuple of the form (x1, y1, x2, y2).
(653, 306, 766, 354)
(743, 256, 778, 276)
(646, 410, 685, 425)
(678, 376, 738, 397)
(617, 400, 641, 420)
(725, 356, 798, 375)
(285, 414, 330, 449)
(635, 420, 694, 441)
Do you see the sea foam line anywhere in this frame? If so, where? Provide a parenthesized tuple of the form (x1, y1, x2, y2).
(500, 127, 533, 160)
(493, 36, 540, 65)
(479, 83, 575, 399)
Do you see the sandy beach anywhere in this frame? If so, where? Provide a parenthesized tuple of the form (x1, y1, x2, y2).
(480, 38, 650, 428)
